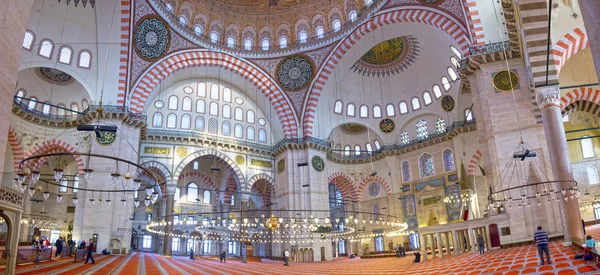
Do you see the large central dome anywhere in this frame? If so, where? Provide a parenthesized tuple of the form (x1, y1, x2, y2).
(189, 0, 347, 16)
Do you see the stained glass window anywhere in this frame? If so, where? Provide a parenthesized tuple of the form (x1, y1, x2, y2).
(401, 131, 409, 145)
(181, 114, 191, 129)
(195, 117, 205, 131)
(436, 119, 446, 134)
(167, 114, 177, 128)
(419, 153, 435, 178)
(152, 112, 163, 127)
(222, 121, 231, 136)
(416, 120, 428, 140)
(208, 118, 218, 133)
(373, 105, 382, 118)
(401, 161, 411, 182)
(182, 97, 192, 111)
(443, 149, 455, 172)
(372, 203, 379, 219)
(234, 124, 243, 138)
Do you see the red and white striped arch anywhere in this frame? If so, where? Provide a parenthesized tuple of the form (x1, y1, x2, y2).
(24, 139, 84, 176)
(553, 25, 589, 75)
(223, 175, 238, 204)
(117, 0, 131, 105)
(328, 172, 358, 202)
(463, 0, 485, 45)
(129, 50, 298, 138)
(302, 8, 471, 136)
(8, 126, 24, 173)
(178, 171, 217, 190)
(560, 88, 600, 116)
(357, 175, 392, 201)
(467, 149, 482, 177)
(249, 175, 275, 207)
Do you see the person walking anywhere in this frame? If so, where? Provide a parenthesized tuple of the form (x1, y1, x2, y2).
(534, 226, 551, 265)
(84, 239, 95, 264)
(55, 237, 63, 257)
(477, 234, 485, 254)
(283, 249, 290, 266)
(35, 246, 42, 267)
(220, 250, 227, 263)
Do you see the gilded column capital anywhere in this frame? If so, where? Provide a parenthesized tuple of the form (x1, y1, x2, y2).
(535, 85, 561, 109)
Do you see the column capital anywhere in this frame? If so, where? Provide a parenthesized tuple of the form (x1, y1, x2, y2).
(535, 85, 561, 109)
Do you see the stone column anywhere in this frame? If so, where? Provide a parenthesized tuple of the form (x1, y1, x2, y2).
(452, 231, 460, 256)
(469, 228, 475, 252)
(429, 235, 436, 258)
(436, 232, 444, 258)
(536, 86, 585, 243)
(579, 0, 600, 81)
(162, 191, 175, 257)
(420, 234, 427, 261)
(446, 232, 452, 256)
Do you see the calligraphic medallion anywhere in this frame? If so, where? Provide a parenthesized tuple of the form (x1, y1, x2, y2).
(95, 132, 116, 146)
(311, 156, 325, 172)
(379, 119, 395, 133)
(235, 155, 245, 165)
(440, 95, 455, 112)
(492, 70, 520, 92)
(277, 159, 285, 174)
(175, 147, 188, 158)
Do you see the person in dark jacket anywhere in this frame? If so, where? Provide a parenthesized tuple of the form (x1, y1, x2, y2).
(477, 234, 485, 254)
(84, 239, 95, 264)
(55, 237, 63, 257)
(220, 250, 227, 263)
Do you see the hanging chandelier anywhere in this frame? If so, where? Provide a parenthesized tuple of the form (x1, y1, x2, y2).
(21, 214, 58, 231)
(57, 0, 95, 8)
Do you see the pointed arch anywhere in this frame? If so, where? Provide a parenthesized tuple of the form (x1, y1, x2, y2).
(129, 50, 298, 138)
(8, 126, 24, 173)
(302, 8, 471, 136)
(223, 174, 238, 204)
(327, 172, 358, 202)
(560, 88, 600, 117)
(173, 149, 247, 193)
(553, 25, 589, 74)
(357, 174, 392, 201)
(140, 160, 173, 198)
(467, 149, 482, 177)
(178, 171, 217, 190)
(248, 174, 276, 207)
(24, 139, 84, 175)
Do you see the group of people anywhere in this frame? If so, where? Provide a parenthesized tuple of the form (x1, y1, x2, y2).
(395, 245, 406, 257)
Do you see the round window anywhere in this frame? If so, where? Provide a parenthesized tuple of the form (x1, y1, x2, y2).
(258, 118, 266, 126)
(235, 97, 244, 105)
(183, 86, 193, 94)
(154, 100, 164, 108)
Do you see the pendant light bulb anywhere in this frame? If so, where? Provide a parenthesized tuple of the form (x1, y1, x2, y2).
(83, 169, 93, 181)
(56, 194, 63, 203)
(53, 169, 64, 182)
(73, 197, 79, 204)
(31, 171, 40, 183)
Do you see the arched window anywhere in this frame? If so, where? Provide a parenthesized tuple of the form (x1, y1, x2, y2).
(193, 161, 199, 170)
(209, 102, 218, 116)
(178, 16, 187, 25)
(360, 105, 368, 118)
(167, 114, 177, 128)
(348, 11, 357, 21)
(226, 36, 235, 48)
(443, 149, 455, 172)
(450, 56, 460, 68)
(59, 178, 68, 193)
(244, 39, 252, 50)
(194, 25, 204, 35)
(365, 143, 373, 153)
(247, 110, 255, 123)
(222, 104, 231, 118)
(315, 26, 325, 39)
(223, 87, 232, 102)
(400, 131, 409, 145)
(168, 96, 178, 110)
(411, 97, 421, 110)
(197, 82, 207, 97)
(432, 85, 442, 99)
(423, 92, 432, 105)
(332, 20, 341, 31)
(38, 39, 54, 58)
(419, 153, 435, 178)
(354, 145, 361, 156)
(298, 31, 308, 43)
(448, 67, 458, 81)
(450, 46, 462, 59)
(587, 165, 599, 184)
(73, 176, 79, 193)
(23, 31, 34, 50)
(258, 129, 267, 143)
(401, 161, 411, 182)
(582, 136, 595, 159)
(441, 77, 451, 91)
(181, 114, 191, 129)
(203, 190, 211, 204)
(373, 105, 382, 118)
(28, 97, 37, 110)
(195, 116, 205, 131)
(58, 46, 72, 64)
(416, 119, 428, 140)
(82, 100, 89, 110)
(399, 102, 408, 114)
(436, 118, 446, 134)
(196, 99, 205, 113)
(70, 103, 79, 113)
(261, 39, 270, 50)
(210, 84, 219, 100)
(386, 104, 395, 116)
(346, 103, 355, 116)
(182, 97, 192, 111)
(247, 126, 255, 140)
(234, 124, 243, 138)
(222, 121, 231, 136)
(152, 113, 163, 127)
(174, 187, 181, 201)
(57, 104, 65, 116)
(235, 107, 243, 121)
(78, 50, 91, 68)
(465, 108, 473, 122)
(210, 32, 219, 43)
(187, 183, 199, 202)
(42, 103, 50, 115)
(279, 36, 288, 48)
(334, 100, 343, 114)
(16, 89, 25, 103)
(344, 145, 351, 156)
(374, 140, 381, 150)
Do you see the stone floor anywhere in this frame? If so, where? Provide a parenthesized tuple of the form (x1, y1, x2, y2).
(2, 240, 600, 275)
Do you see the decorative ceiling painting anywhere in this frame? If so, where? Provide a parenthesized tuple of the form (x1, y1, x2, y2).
(351, 35, 419, 77)
(36, 67, 75, 86)
(340, 123, 368, 134)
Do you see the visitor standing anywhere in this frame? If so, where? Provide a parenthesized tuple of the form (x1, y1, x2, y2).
(283, 249, 290, 266)
(55, 237, 63, 257)
(477, 234, 485, 254)
(84, 239, 95, 264)
(220, 250, 227, 263)
(35, 246, 42, 267)
(534, 226, 551, 265)
(400, 245, 406, 257)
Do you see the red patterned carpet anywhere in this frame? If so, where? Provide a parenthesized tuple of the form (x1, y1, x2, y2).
(2, 241, 599, 274)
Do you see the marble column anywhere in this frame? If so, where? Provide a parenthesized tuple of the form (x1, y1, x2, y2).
(579, 0, 600, 81)
(420, 234, 427, 261)
(436, 232, 444, 258)
(446, 232, 452, 256)
(162, 192, 175, 257)
(429, 234, 436, 258)
(469, 228, 475, 252)
(452, 231, 460, 256)
(536, 86, 585, 243)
